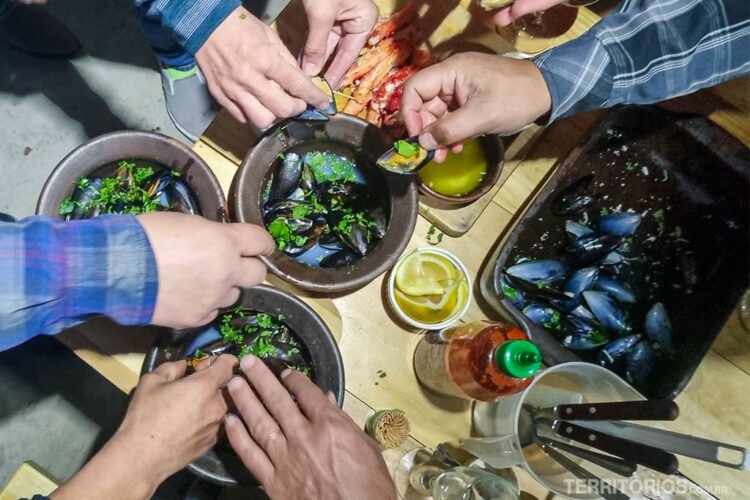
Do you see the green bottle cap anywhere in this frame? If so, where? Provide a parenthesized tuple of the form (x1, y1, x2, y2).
(494, 340, 542, 379)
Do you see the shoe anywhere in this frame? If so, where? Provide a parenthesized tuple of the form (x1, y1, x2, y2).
(0, 4, 80, 58)
(160, 63, 218, 142)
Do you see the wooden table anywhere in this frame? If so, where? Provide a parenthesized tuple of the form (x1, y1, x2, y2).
(55, 1, 750, 498)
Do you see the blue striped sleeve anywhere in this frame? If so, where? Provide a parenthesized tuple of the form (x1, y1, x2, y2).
(533, 0, 750, 122)
(0, 216, 158, 352)
(133, 0, 242, 55)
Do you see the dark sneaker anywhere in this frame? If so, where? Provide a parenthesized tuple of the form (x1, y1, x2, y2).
(160, 63, 217, 142)
(0, 4, 80, 58)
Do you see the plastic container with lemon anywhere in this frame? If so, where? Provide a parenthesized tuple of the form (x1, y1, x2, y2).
(388, 247, 472, 329)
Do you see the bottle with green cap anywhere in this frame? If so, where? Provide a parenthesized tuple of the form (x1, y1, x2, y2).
(414, 321, 542, 402)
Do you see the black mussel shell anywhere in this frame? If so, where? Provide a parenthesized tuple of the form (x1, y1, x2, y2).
(596, 334, 641, 371)
(594, 275, 636, 304)
(596, 212, 642, 237)
(551, 175, 596, 215)
(69, 177, 104, 220)
(645, 302, 673, 352)
(504, 273, 572, 303)
(499, 273, 526, 309)
(506, 259, 568, 285)
(167, 177, 198, 215)
(296, 76, 336, 121)
(522, 303, 563, 330)
(269, 152, 303, 200)
(625, 340, 654, 386)
(320, 248, 360, 268)
(566, 234, 623, 268)
(376, 137, 434, 174)
(583, 291, 631, 334)
(564, 220, 594, 240)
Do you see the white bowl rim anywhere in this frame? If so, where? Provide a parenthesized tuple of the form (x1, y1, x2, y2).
(387, 246, 473, 330)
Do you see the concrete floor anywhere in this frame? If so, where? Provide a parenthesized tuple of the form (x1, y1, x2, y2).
(0, 1, 272, 498)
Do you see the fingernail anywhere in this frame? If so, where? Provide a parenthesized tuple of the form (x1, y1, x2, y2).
(224, 413, 239, 427)
(240, 355, 256, 371)
(419, 133, 438, 150)
(303, 62, 318, 76)
(227, 376, 244, 392)
(280, 368, 293, 379)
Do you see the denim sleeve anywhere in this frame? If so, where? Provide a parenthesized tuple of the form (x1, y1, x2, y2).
(0, 215, 158, 351)
(133, 0, 242, 54)
(533, 0, 750, 122)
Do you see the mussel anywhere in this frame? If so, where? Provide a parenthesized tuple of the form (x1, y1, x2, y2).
(596, 334, 641, 370)
(196, 339, 243, 357)
(269, 152, 303, 200)
(368, 206, 387, 240)
(563, 267, 598, 304)
(229, 314, 260, 331)
(551, 175, 596, 215)
(567, 234, 623, 268)
(625, 340, 654, 386)
(596, 212, 642, 237)
(506, 259, 567, 285)
(522, 303, 562, 329)
(320, 248, 359, 268)
(499, 273, 526, 309)
(299, 164, 318, 192)
(297, 76, 336, 121)
(583, 291, 631, 333)
(645, 303, 673, 352)
(166, 177, 198, 214)
(503, 273, 572, 303)
(594, 276, 636, 304)
(376, 137, 434, 174)
(570, 304, 595, 320)
(284, 220, 326, 256)
(564, 220, 594, 240)
(69, 177, 104, 220)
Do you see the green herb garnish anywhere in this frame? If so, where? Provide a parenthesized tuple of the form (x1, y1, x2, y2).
(600, 207, 610, 216)
(426, 224, 444, 245)
(625, 161, 635, 171)
(394, 140, 418, 158)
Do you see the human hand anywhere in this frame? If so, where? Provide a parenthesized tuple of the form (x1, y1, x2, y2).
(300, 0, 379, 87)
(52, 356, 238, 500)
(225, 356, 395, 500)
(401, 52, 551, 162)
(196, 6, 330, 128)
(488, 0, 569, 27)
(137, 212, 274, 329)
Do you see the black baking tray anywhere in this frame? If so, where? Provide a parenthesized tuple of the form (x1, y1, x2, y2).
(480, 105, 750, 399)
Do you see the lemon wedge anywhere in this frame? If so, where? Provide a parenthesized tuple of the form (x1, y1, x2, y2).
(395, 252, 459, 297)
(395, 279, 468, 324)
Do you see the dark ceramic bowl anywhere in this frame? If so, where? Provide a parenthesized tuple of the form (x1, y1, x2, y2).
(142, 285, 345, 486)
(232, 115, 418, 293)
(417, 135, 505, 205)
(36, 131, 227, 221)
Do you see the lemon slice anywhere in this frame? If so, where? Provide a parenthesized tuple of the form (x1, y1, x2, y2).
(395, 280, 469, 324)
(395, 252, 459, 297)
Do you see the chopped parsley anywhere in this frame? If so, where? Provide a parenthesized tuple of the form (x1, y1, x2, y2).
(393, 139, 419, 158)
(625, 161, 635, 171)
(600, 207, 610, 216)
(426, 224, 444, 245)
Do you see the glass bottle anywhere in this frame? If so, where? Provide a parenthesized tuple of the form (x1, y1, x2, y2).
(414, 321, 542, 401)
(431, 466, 518, 500)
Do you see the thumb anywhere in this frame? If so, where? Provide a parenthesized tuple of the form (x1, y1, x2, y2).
(493, 0, 563, 26)
(302, 13, 335, 76)
(152, 360, 189, 383)
(419, 105, 489, 149)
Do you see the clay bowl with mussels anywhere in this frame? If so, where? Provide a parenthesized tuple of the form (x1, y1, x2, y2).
(143, 285, 344, 486)
(36, 131, 227, 221)
(232, 115, 418, 293)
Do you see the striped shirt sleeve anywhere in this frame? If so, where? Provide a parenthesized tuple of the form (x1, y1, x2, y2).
(533, 0, 750, 122)
(0, 216, 158, 352)
(133, 0, 241, 55)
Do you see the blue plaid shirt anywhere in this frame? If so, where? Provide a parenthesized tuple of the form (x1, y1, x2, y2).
(534, 0, 750, 122)
(0, 216, 158, 351)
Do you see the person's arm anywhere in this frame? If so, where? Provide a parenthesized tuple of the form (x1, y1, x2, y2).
(132, 0, 241, 55)
(0, 215, 157, 351)
(52, 356, 238, 500)
(533, 0, 750, 123)
(0, 213, 274, 351)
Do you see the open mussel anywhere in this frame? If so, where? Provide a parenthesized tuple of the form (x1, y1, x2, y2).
(503, 273, 572, 303)
(625, 340, 654, 386)
(596, 212, 642, 237)
(165, 177, 198, 214)
(376, 137, 434, 174)
(645, 302, 673, 352)
(506, 259, 567, 285)
(583, 291, 631, 333)
(551, 175, 596, 215)
(594, 275, 636, 304)
(566, 234, 623, 268)
(269, 152, 303, 200)
(283, 220, 326, 256)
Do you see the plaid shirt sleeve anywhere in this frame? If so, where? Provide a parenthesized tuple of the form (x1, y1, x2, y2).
(0, 215, 158, 351)
(533, 0, 750, 122)
(133, 0, 241, 54)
